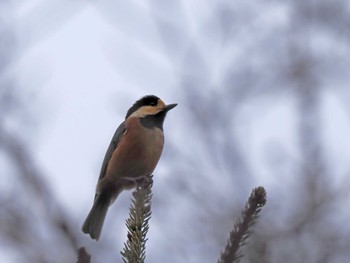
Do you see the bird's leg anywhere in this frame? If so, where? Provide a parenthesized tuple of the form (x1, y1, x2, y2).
(135, 174, 153, 188)
(119, 174, 153, 189)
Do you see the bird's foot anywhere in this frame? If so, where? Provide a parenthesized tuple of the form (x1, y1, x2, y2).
(119, 175, 153, 189)
(135, 174, 153, 189)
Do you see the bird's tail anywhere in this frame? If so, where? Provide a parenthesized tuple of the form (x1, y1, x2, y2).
(82, 193, 110, 240)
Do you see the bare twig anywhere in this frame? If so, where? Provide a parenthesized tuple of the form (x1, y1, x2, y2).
(76, 247, 91, 263)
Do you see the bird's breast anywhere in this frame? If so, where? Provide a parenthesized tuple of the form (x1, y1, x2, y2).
(105, 118, 164, 181)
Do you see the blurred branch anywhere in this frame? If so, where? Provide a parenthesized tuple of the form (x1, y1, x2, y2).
(0, 125, 80, 252)
(121, 179, 153, 263)
(76, 247, 91, 263)
(218, 186, 267, 263)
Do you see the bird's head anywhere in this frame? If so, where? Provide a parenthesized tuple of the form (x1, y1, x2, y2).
(125, 95, 177, 119)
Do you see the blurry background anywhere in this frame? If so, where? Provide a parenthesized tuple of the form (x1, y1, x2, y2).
(1, 0, 350, 262)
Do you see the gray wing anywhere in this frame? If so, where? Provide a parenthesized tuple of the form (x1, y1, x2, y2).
(98, 121, 126, 180)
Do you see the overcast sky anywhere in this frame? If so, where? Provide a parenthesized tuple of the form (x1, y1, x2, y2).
(2, 1, 350, 262)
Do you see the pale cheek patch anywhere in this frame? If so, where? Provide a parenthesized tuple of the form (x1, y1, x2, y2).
(157, 99, 166, 108)
(130, 105, 162, 117)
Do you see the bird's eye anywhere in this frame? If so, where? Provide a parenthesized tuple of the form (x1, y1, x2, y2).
(149, 101, 157, 106)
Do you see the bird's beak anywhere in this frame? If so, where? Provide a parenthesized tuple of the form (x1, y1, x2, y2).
(163, 103, 177, 112)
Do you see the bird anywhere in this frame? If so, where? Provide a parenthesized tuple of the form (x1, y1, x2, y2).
(82, 95, 177, 240)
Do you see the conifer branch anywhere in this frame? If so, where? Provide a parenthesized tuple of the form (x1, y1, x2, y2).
(121, 178, 153, 263)
(218, 186, 267, 263)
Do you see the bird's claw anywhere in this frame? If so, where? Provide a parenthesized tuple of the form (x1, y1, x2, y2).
(136, 174, 153, 189)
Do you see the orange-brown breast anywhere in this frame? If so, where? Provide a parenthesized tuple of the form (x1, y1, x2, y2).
(104, 117, 164, 184)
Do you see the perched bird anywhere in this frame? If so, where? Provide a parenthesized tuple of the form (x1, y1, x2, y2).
(82, 95, 177, 240)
